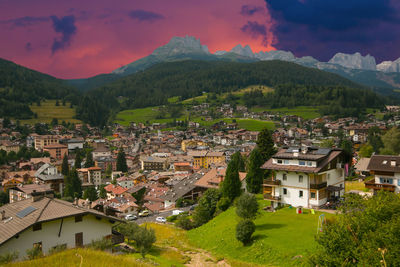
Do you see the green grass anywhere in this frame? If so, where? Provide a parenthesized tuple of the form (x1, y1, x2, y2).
(191, 117, 275, 131)
(345, 180, 370, 192)
(20, 100, 81, 124)
(251, 106, 321, 120)
(188, 199, 334, 266)
(115, 107, 188, 126)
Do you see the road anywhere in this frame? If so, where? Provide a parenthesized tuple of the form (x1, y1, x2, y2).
(133, 206, 192, 224)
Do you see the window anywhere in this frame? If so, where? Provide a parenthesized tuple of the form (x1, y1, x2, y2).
(33, 223, 42, 231)
(398, 179, 400, 186)
(307, 161, 313, 166)
(299, 161, 305, 166)
(277, 159, 282, 164)
(283, 174, 287, 181)
(283, 188, 287, 195)
(299, 190, 303, 198)
(284, 160, 289, 165)
(311, 192, 316, 199)
(33, 242, 42, 252)
(380, 178, 393, 184)
(299, 175, 303, 183)
(75, 215, 83, 222)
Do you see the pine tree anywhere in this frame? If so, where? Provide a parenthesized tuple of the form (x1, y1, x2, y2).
(83, 186, 98, 201)
(74, 149, 81, 169)
(61, 153, 69, 176)
(63, 173, 73, 198)
(256, 128, 276, 162)
(221, 152, 242, 201)
(99, 184, 107, 199)
(84, 150, 94, 168)
(116, 148, 128, 172)
(246, 148, 265, 193)
(70, 168, 82, 198)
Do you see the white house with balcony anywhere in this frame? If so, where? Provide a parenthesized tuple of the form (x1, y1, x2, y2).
(261, 146, 345, 208)
(365, 155, 400, 193)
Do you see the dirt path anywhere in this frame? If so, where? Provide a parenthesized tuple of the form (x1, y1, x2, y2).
(184, 249, 230, 267)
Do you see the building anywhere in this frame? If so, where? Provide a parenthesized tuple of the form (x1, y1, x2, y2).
(0, 141, 20, 153)
(34, 135, 60, 151)
(116, 176, 134, 189)
(0, 196, 122, 259)
(34, 164, 64, 193)
(43, 144, 68, 160)
(77, 167, 102, 187)
(92, 144, 111, 159)
(188, 151, 226, 169)
(9, 184, 53, 203)
(65, 138, 84, 151)
(140, 156, 168, 171)
(261, 147, 345, 208)
(195, 167, 247, 191)
(365, 155, 400, 193)
(104, 184, 128, 200)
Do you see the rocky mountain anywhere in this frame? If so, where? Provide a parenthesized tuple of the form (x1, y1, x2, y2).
(377, 58, 400, 72)
(328, 52, 376, 70)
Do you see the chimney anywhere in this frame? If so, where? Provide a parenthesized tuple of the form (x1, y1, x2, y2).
(31, 191, 44, 202)
(1, 210, 5, 220)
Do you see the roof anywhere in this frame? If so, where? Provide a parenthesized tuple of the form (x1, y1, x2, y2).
(195, 168, 247, 189)
(44, 144, 68, 149)
(160, 173, 202, 202)
(104, 184, 128, 195)
(367, 155, 400, 173)
(0, 197, 122, 245)
(11, 184, 52, 194)
(354, 158, 370, 172)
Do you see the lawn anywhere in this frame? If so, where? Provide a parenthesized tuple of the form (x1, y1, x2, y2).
(192, 117, 276, 131)
(188, 198, 334, 266)
(20, 100, 81, 124)
(345, 180, 370, 192)
(251, 106, 321, 120)
(115, 107, 187, 126)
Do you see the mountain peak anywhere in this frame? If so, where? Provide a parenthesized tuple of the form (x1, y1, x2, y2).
(328, 52, 376, 70)
(152, 35, 210, 57)
(230, 44, 254, 58)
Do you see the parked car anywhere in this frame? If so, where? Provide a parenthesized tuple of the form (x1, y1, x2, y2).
(125, 214, 137, 221)
(156, 216, 166, 223)
(172, 209, 184, 216)
(138, 210, 150, 217)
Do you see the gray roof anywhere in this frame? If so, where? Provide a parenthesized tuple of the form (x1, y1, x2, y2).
(160, 173, 202, 202)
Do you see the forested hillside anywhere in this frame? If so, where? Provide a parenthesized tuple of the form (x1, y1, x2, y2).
(0, 58, 79, 119)
(76, 60, 387, 126)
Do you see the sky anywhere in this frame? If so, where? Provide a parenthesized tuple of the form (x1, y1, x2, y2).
(0, 0, 399, 79)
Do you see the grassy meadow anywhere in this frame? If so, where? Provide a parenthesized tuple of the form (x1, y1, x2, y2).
(251, 106, 321, 120)
(21, 100, 81, 124)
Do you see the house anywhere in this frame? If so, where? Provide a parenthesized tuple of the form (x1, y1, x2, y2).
(116, 176, 134, 188)
(34, 135, 60, 151)
(140, 156, 168, 171)
(104, 184, 128, 200)
(261, 147, 345, 208)
(77, 167, 102, 187)
(9, 184, 53, 203)
(92, 144, 111, 159)
(65, 138, 84, 151)
(195, 167, 247, 192)
(0, 196, 123, 259)
(354, 158, 371, 177)
(188, 151, 226, 169)
(95, 157, 116, 172)
(43, 144, 68, 160)
(365, 155, 400, 193)
(0, 141, 20, 153)
(34, 164, 64, 193)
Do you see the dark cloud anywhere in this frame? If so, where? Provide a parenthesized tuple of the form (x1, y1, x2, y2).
(128, 9, 165, 22)
(50, 15, 77, 54)
(240, 5, 264, 16)
(0, 16, 49, 27)
(265, 0, 400, 61)
(25, 42, 32, 52)
(241, 21, 268, 45)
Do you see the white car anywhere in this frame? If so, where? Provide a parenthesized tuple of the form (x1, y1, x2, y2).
(156, 216, 166, 223)
(172, 209, 184, 216)
(125, 214, 137, 221)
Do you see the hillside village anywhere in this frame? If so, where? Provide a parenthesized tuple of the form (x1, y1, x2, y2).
(0, 102, 400, 265)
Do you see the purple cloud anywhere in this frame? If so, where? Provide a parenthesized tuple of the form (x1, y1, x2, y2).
(128, 9, 165, 22)
(241, 21, 268, 46)
(240, 5, 264, 16)
(0, 16, 49, 27)
(51, 15, 77, 54)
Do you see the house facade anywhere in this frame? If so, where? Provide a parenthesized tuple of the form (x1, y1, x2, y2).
(261, 147, 345, 208)
(365, 155, 400, 193)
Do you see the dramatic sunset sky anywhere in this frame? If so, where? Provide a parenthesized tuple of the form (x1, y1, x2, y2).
(1, 0, 400, 79)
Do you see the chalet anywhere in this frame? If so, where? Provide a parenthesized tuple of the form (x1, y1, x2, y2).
(34, 164, 64, 193)
(92, 144, 111, 159)
(9, 184, 53, 203)
(195, 167, 247, 192)
(0, 196, 122, 259)
(365, 155, 400, 193)
(261, 147, 345, 208)
(104, 184, 128, 200)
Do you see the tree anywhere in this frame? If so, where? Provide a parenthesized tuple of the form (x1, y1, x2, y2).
(0, 190, 9, 206)
(61, 153, 69, 176)
(256, 128, 277, 162)
(105, 164, 112, 178)
(99, 184, 107, 199)
(55, 100, 59, 106)
(83, 186, 98, 201)
(51, 118, 58, 127)
(311, 191, 400, 266)
(74, 149, 82, 169)
(116, 222, 140, 243)
(84, 150, 94, 168)
(134, 226, 156, 258)
(216, 197, 231, 212)
(236, 219, 255, 245)
(340, 139, 353, 164)
(320, 138, 335, 148)
(246, 148, 265, 193)
(359, 144, 374, 158)
(132, 187, 146, 207)
(192, 188, 221, 226)
(237, 152, 246, 172)
(236, 193, 259, 220)
(64, 168, 82, 199)
(116, 148, 128, 172)
(221, 152, 242, 201)
(382, 127, 400, 154)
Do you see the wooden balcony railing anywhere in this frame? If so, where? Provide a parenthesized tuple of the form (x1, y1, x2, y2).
(310, 182, 327, 190)
(263, 179, 281, 186)
(263, 194, 281, 201)
(365, 179, 396, 192)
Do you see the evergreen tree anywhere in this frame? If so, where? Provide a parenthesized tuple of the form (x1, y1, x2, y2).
(61, 153, 69, 176)
(99, 184, 107, 199)
(340, 139, 353, 164)
(256, 128, 276, 162)
(63, 173, 73, 198)
(74, 149, 81, 169)
(70, 168, 82, 198)
(221, 152, 242, 201)
(84, 150, 94, 168)
(237, 152, 246, 172)
(246, 148, 265, 193)
(83, 186, 98, 201)
(116, 148, 128, 172)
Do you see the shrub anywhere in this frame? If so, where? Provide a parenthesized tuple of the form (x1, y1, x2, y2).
(26, 245, 43, 260)
(0, 251, 19, 264)
(192, 188, 221, 227)
(175, 215, 194, 230)
(89, 238, 113, 251)
(48, 244, 67, 255)
(217, 197, 231, 212)
(236, 219, 255, 245)
(134, 226, 156, 258)
(166, 215, 178, 222)
(236, 193, 259, 220)
(176, 198, 195, 208)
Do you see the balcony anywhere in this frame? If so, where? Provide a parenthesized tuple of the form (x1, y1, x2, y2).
(263, 179, 281, 186)
(310, 182, 327, 190)
(365, 179, 396, 192)
(264, 194, 281, 201)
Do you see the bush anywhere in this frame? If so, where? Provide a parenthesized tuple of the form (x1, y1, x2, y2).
(175, 215, 194, 230)
(236, 193, 259, 220)
(176, 198, 195, 208)
(166, 215, 178, 222)
(236, 219, 255, 245)
(217, 197, 231, 212)
(0, 251, 19, 264)
(26, 245, 43, 260)
(192, 188, 221, 227)
(89, 238, 113, 251)
(48, 244, 67, 255)
(134, 226, 156, 258)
